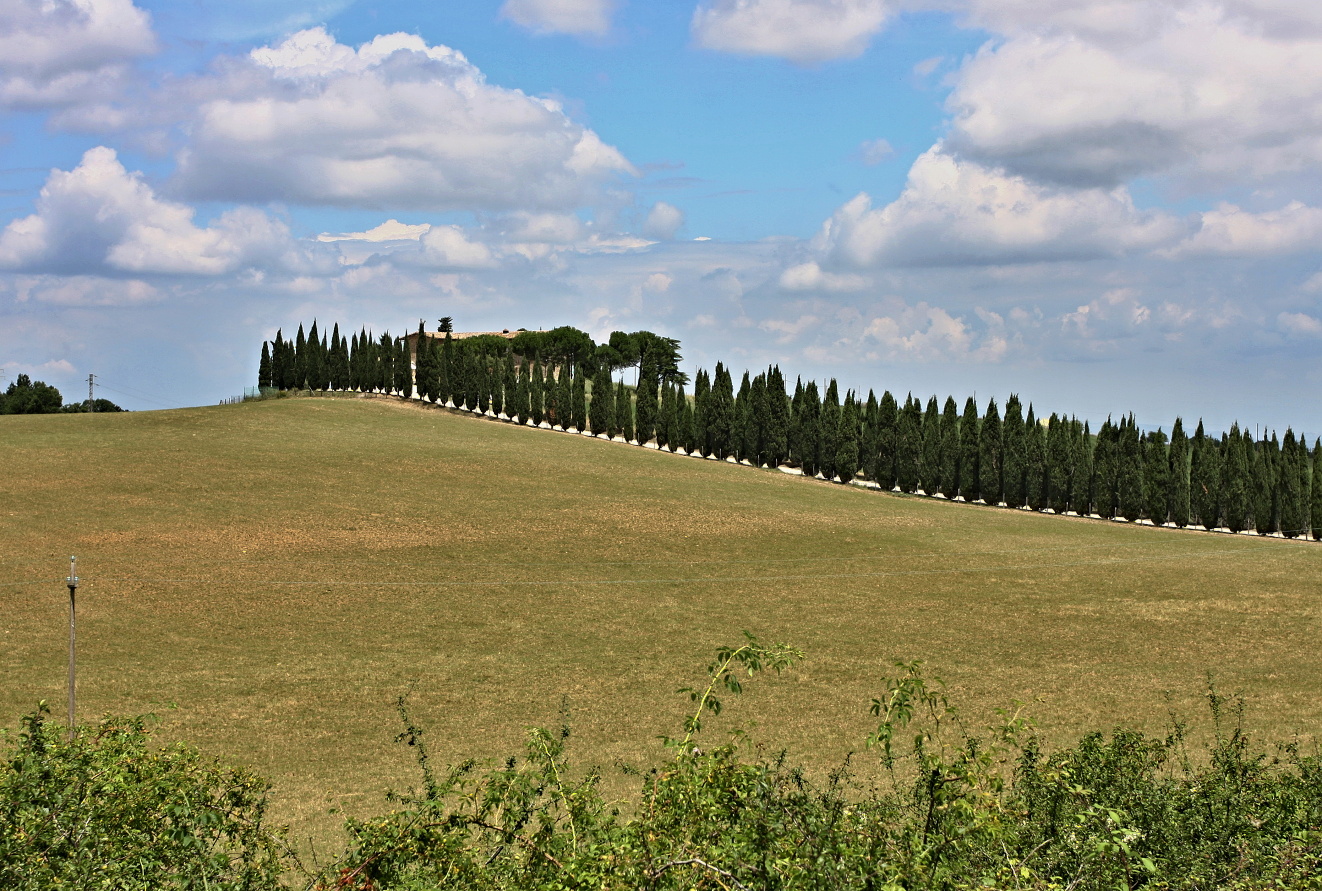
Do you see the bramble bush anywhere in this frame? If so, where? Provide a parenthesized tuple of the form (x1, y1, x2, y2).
(4, 638, 1321, 889)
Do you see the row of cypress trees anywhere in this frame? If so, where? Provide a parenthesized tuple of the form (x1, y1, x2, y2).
(259, 321, 1322, 540)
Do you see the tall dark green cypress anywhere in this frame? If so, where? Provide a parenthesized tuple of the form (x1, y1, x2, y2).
(515, 359, 530, 422)
(1117, 415, 1144, 521)
(835, 393, 861, 482)
(1252, 433, 1278, 534)
(1279, 430, 1305, 537)
(1071, 421, 1093, 514)
(692, 370, 710, 455)
(979, 398, 1002, 504)
(939, 397, 959, 497)
(745, 373, 766, 464)
(500, 349, 516, 417)
(733, 372, 752, 461)
(529, 359, 544, 424)
(636, 353, 659, 443)
(258, 342, 272, 389)
(1002, 395, 1026, 507)
(1025, 407, 1046, 511)
(799, 381, 821, 477)
(708, 364, 734, 459)
(959, 397, 979, 501)
(615, 380, 630, 440)
(676, 386, 692, 452)
(1169, 419, 1191, 528)
(1190, 421, 1220, 528)
(558, 362, 574, 427)
(476, 352, 491, 413)
(920, 396, 941, 494)
(1046, 414, 1069, 513)
(819, 380, 841, 479)
(665, 383, 681, 449)
(1220, 425, 1249, 533)
(571, 367, 587, 432)
(1313, 438, 1322, 540)
(440, 331, 454, 404)
(294, 324, 307, 389)
(590, 365, 612, 435)
(1143, 429, 1169, 523)
(765, 367, 790, 467)
(896, 395, 921, 493)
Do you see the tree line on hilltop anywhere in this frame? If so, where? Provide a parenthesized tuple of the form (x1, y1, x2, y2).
(258, 319, 1322, 539)
(0, 374, 123, 415)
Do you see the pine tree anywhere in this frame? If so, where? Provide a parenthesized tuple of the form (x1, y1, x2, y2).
(1002, 395, 1026, 507)
(959, 397, 979, 501)
(979, 399, 1002, 504)
(819, 380, 841, 479)
(258, 342, 272, 389)
(897, 395, 921, 493)
(835, 393, 861, 482)
(1169, 419, 1191, 527)
(1143, 429, 1169, 523)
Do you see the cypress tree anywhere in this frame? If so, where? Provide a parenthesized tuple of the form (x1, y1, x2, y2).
(667, 383, 683, 449)
(677, 385, 694, 452)
(590, 365, 612, 435)
(819, 380, 841, 479)
(788, 377, 804, 466)
(306, 321, 322, 389)
(1046, 414, 1069, 513)
(979, 398, 1002, 504)
(799, 381, 821, 476)
(440, 331, 455, 405)
(835, 393, 861, 482)
(477, 352, 492, 413)
(1070, 421, 1094, 514)
(733, 372, 752, 461)
(1025, 407, 1045, 510)
(1169, 419, 1191, 528)
(959, 397, 979, 501)
(708, 363, 735, 459)
(1190, 421, 1217, 528)
(746, 373, 766, 464)
(636, 353, 659, 443)
(515, 359, 530, 422)
(499, 349, 515, 416)
(258, 342, 272, 389)
(939, 397, 959, 497)
(692, 369, 710, 455)
(614, 380, 629, 439)
(1118, 415, 1144, 521)
(1220, 426, 1249, 533)
(1143, 428, 1169, 523)
(558, 362, 574, 427)
(1252, 433, 1278, 534)
(1313, 438, 1322, 540)
(571, 367, 587, 431)
(529, 360, 544, 424)
(896, 395, 921, 493)
(1279, 430, 1304, 537)
(294, 324, 307, 390)
(760, 367, 788, 466)
(1002, 395, 1026, 507)
(921, 396, 941, 494)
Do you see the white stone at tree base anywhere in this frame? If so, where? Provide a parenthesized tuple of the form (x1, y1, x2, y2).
(779, 466, 803, 475)
(644, 441, 659, 450)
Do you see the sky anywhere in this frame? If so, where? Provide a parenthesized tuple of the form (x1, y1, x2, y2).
(1, 0, 1321, 436)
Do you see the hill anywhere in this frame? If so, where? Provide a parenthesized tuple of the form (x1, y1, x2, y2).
(3, 394, 1319, 848)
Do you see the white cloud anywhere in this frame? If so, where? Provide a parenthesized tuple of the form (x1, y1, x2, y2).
(942, 2, 1322, 188)
(1061, 287, 1150, 340)
(862, 301, 1007, 362)
(0, 147, 324, 277)
(643, 202, 685, 240)
(500, 0, 616, 36)
(778, 261, 867, 291)
(10, 274, 161, 306)
(1162, 201, 1322, 258)
(317, 220, 432, 243)
(0, 0, 155, 108)
(858, 137, 894, 165)
(418, 225, 499, 270)
(813, 146, 1184, 268)
(1278, 311, 1322, 338)
(691, 0, 893, 64)
(172, 28, 636, 212)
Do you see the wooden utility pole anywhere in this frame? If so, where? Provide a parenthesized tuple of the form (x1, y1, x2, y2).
(66, 556, 78, 740)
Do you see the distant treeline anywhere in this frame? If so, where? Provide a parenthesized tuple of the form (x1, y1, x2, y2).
(259, 320, 1321, 539)
(0, 374, 123, 415)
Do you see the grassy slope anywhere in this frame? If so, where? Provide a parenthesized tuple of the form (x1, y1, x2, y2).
(3, 394, 1319, 850)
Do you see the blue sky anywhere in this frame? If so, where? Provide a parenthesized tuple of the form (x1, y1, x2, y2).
(2, 0, 1321, 436)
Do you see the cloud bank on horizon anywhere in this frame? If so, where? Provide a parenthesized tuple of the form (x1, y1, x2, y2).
(1, 0, 1320, 433)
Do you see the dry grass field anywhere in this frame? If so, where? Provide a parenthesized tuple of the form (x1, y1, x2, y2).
(3, 394, 1320, 855)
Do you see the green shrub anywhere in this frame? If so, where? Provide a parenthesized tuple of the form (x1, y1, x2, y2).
(0, 705, 286, 890)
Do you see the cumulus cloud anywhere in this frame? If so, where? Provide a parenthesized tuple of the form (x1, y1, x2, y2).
(862, 301, 1007, 362)
(812, 146, 1184, 268)
(0, 0, 155, 108)
(9, 274, 161, 306)
(0, 147, 325, 277)
(1162, 201, 1322, 258)
(858, 137, 894, 165)
(942, 1, 1322, 188)
(692, 0, 893, 64)
(1278, 311, 1322, 337)
(417, 225, 499, 270)
(172, 28, 636, 212)
(643, 202, 685, 240)
(500, 0, 616, 36)
(778, 261, 867, 291)
(317, 220, 431, 243)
